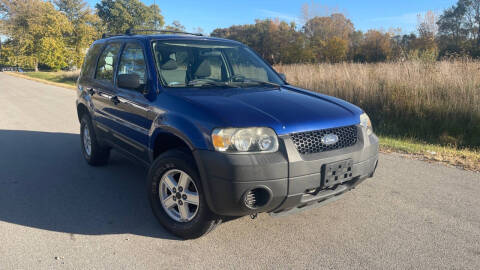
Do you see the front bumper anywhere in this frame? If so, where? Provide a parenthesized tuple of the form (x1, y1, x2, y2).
(193, 125, 379, 216)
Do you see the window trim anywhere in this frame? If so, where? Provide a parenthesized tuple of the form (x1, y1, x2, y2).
(115, 40, 149, 93)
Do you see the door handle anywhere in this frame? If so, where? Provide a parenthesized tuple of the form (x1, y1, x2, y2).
(111, 96, 120, 105)
(88, 88, 95, 96)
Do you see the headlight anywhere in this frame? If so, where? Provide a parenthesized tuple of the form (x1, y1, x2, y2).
(360, 113, 373, 135)
(212, 127, 279, 153)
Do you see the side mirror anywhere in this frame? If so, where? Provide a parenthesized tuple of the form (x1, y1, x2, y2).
(279, 73, 287, 82)
(118, 74, 141, 91)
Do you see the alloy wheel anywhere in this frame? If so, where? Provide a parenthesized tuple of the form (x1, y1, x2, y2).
(83, 124, 92, 156)
(159, 169, 200, 222)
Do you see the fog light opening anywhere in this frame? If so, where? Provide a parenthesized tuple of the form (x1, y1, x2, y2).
(244, 188, 271, 209)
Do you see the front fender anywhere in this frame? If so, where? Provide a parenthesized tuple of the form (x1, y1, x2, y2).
(148, 112, 211, 153)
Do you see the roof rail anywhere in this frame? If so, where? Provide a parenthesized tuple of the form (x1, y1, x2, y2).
(101, 33, 124, 39)
(125, 28, 203, 37)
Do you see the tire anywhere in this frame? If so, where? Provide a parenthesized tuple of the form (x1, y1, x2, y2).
(147, 149, 221, 239)
(80, 115, 110, 166)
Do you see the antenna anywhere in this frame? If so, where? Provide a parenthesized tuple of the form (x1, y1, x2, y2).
(154, 0, 157, 30)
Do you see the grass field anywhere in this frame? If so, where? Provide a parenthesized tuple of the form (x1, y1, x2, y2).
(24, 71, 79, 86)
(276, 60, 480, 150)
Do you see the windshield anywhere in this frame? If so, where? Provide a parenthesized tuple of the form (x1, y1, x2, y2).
(152, 40, 284, 88)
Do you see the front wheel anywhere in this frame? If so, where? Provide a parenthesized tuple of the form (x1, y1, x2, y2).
(147, 149, 221, 239)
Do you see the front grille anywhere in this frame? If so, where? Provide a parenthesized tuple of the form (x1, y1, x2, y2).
(290, 125, 358, 155)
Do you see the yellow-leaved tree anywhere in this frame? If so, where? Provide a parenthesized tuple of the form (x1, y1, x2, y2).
(55, 0, 102, 69)
(1, 0, 72, 70)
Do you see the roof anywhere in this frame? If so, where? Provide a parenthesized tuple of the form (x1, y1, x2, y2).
(97, 30, 241, 45)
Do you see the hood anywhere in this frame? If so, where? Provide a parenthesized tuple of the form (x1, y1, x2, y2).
(168, 86, 362, 135)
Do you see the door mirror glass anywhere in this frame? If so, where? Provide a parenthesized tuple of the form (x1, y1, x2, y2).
(118, 74, 141, 90)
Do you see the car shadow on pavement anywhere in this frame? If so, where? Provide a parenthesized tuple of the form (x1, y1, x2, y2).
(0, 129, 179, 240)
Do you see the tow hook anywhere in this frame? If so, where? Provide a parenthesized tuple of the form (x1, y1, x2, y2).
(250, 213, 258, 219)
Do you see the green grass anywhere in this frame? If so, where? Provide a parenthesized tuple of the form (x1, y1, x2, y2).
(379, 136, 480, 171)
(24, 71, 79, 86)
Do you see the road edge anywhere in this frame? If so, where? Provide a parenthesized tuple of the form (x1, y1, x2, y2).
(4, 72, 76, 90)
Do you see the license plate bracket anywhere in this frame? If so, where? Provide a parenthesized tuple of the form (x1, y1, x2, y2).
(322, 159, 354, 188)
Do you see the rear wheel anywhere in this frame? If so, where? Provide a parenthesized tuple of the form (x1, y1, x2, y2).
(80, 115, 110, 166)
(148, 149, 221, 239)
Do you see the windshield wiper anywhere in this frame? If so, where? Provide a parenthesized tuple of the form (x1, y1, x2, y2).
(187, 81, 237, 88)
(234, 79, 281, 88)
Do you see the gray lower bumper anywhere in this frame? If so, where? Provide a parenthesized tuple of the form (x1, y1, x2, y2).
(194, 127, 379, 217)
(270, 156, 378, 217)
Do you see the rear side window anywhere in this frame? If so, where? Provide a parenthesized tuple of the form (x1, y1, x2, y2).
(95, 43, 122, 84)
(80, 43, 102, 79)
(117, 42, 147, 91)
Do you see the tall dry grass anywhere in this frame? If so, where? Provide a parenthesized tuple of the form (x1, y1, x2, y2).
(275, 60, 480, 148)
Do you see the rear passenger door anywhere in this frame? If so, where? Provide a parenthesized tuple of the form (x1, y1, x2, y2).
(112, 41, 151, 162)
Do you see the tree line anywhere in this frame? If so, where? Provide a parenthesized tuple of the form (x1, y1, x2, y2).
(1, 0, 479, 70)
(212, 1, 480, 65)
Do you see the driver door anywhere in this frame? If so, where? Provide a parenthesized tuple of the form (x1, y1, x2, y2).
(111, 41, 151, 163)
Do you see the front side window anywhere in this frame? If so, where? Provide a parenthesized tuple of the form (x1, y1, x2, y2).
(95, 43, 121, 84)
(152, 40, 284, 88)
(117, 42, 147, 91)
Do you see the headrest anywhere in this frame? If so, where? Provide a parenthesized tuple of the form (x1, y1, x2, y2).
(194, 59, 212, 77)
(161, 58, 178, 70)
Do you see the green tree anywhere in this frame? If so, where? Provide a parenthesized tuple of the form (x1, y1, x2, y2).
(437, 0, 480, 57)
(0, 0, 73, 70)
(96, 0, 164, 34)
(37, 37, 69, 70)
(55, 0, 101, 68)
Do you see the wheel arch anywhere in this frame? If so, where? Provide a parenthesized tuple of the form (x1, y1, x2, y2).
(152, 130, 194, 160)
(77, 102, 90, 122)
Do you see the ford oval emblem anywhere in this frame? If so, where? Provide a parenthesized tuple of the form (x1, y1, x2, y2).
(321, 134, 339, 145)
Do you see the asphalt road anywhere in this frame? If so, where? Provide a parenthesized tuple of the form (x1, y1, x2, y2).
(0, 73, 479, 269)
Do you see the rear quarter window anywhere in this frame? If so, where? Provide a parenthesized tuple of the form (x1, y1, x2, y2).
(80, 43, 103, 80)
(95, 43, 122, 85)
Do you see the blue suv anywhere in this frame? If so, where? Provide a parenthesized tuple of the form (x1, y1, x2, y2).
(76, 30, 379, 239)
